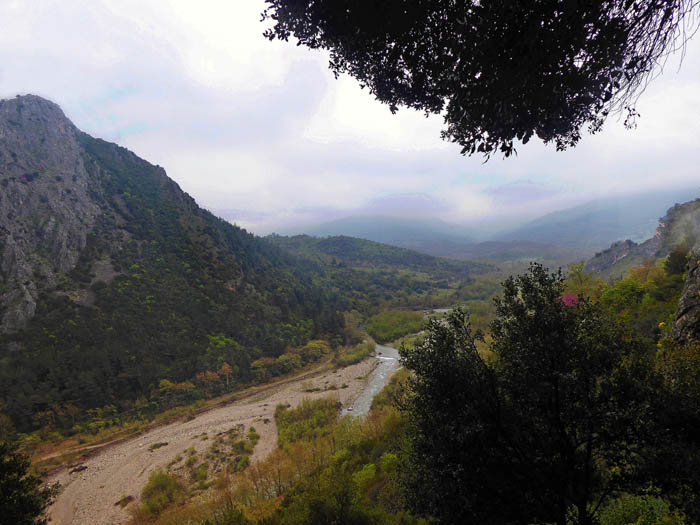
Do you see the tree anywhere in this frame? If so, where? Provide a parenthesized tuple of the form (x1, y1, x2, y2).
(218, 361, 234, 389)
(263, 1, 697, 158)
(0, 442, 58, 524)
(565, 262, 605, 300)
(399, 264, 658, 524)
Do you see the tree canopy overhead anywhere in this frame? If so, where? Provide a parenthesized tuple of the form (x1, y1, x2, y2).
(263, 0, 698, 157)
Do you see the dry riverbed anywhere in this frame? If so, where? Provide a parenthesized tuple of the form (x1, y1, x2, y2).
(48, 358, 377, 525)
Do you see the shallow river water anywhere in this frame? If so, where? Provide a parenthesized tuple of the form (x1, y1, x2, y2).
(341, 343, 401, 417)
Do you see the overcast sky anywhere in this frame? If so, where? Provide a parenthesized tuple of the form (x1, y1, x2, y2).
(1, 0, 699, 234)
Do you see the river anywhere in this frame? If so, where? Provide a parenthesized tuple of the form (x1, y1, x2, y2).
(341, 343, 401, 417)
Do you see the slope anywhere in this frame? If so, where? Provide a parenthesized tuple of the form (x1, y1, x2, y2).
(496, 189, 698, 254)
(267, 234, 497, 313)
(0, 95, 344, 432)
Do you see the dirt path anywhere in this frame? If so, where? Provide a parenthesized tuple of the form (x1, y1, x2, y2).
(48, 358, 377, 525)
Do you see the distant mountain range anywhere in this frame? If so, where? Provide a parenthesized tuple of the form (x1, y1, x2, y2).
(283, 188, 698, 263)
(495, 189, 698, 253)
(585, 198, 700, 279)
(287, 215, 477, 249)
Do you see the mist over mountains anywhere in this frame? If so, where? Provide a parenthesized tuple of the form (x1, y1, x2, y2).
(281, 187, 697, 262)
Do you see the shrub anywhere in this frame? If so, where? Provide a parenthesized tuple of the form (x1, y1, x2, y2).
(336, 341, 376, 367)
(598, 494, 685, 525)
(366, 310, 424, 344)
(140, 471, 182, 516)
(275, 398, 339, 448)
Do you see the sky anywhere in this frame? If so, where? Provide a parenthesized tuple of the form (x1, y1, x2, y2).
(1, 0, 699, 234)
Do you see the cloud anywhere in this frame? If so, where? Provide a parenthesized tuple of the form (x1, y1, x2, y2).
(1, 0, 699, 235)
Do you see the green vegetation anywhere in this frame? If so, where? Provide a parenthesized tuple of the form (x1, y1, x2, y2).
(140, 471, 183, 517)
(275, 398, 339, 449)
(135, 423, 261, 521)
(399, 265, 700, 524)
(268, 234, 496, 314)
(564, 259, 686, 342)
(0, 441, 57, 524)
(335, 341, 375, 367)
(598, 493, 685, 525)
(366, 310, 425, 344)
(147, 394, 419, 524)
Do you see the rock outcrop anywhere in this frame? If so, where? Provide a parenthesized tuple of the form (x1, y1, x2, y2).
(584, 197, 700, 343)
(584, 239, 640, 274)
(584, 200, 699, 277)
(673, 255, 700, 344)
(0, 95, 100, 332)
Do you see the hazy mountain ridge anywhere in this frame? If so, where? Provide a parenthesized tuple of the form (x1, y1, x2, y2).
(267, 233, 493, 274)
(285, 215, 475, 247)
(585, 199, 700, 278)
(285, 189, 696, 263)
(494, 189, 698, 253)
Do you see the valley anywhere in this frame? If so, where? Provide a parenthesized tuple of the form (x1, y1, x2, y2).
(49, 351, 383, 524)
(1, 93, 699, 524)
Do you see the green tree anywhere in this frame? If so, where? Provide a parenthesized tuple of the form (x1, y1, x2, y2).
(263, 1, 696, 157)
(665, 245, 689, 275)
(0, 442, 58, 524)
(565, 262, 605, 300)
(399, 264, 657, 524)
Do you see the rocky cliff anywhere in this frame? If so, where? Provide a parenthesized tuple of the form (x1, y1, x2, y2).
(584, 199, 700, 278)
(674, 255, 700, 344)
(584, 196, 700, 343)
(0, 95, 100, 332)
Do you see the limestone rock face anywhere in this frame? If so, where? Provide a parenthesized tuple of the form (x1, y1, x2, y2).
(584, 239, 639, 274)
(0, 95, 100, 332)
(585, 199, 700, 278)
(673, 255, 700, 344)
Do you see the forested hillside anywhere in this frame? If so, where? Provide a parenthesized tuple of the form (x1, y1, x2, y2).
(267, 233, 491, 273)
(267, 234, 496, 312)
(0, 96, 346, 433)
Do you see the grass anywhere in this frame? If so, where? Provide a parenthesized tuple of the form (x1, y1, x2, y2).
(366, 310, 425, 344)
(336, 341, 376, 367)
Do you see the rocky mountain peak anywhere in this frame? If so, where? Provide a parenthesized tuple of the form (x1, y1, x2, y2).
(0, 94, 100, 332)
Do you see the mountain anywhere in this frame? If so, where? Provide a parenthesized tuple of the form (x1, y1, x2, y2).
(0, 95, 346, 431)
(496, 189, 698, 255)
(265, 234, 498, 313)
(585, 198, 700, 279)
(283, 215, 476, 251)
(267, 234, 491, 274)
(285, 189, 697, 264)
(285, 215, 581, 263)
(581, 196, 700, 343)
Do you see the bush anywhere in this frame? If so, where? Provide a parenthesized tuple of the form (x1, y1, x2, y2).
(140, 471, 182, 516)
(336, 341, 376, 367)
(275, 398, 339, 448)
(366, 310, 424, 344)
(598, 494, 685, 525)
